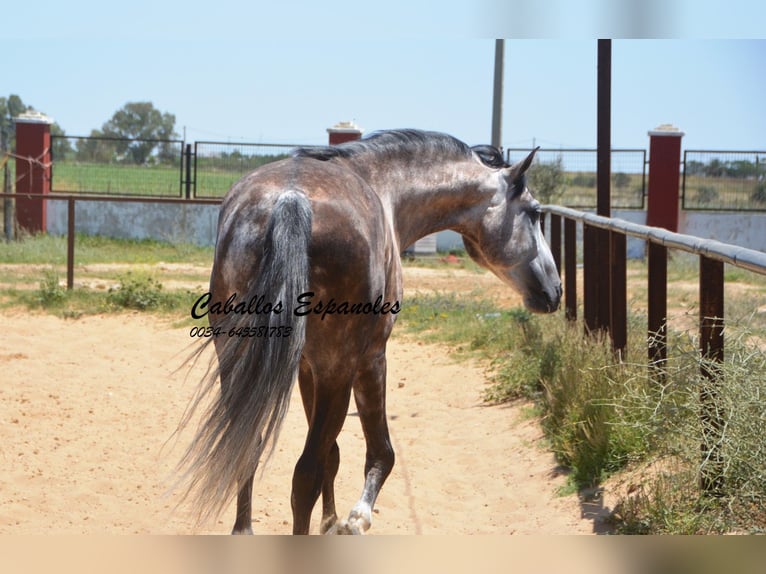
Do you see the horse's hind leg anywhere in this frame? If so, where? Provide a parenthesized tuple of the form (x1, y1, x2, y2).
(297, 365, 342, 534)
(218, 354, 259, 535)
(232, 474, 255, 534)
(291, 377, 353, 534)
(337, 353, 395, 534)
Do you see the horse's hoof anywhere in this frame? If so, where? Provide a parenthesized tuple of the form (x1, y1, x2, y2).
(319, 515, 339, 535)
(325, 519, 363, 535)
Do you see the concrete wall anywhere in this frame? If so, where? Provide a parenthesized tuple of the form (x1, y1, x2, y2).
(680, 211, 766, 252)
(47, 200, 219, 246)
(46, 199, 766, 256)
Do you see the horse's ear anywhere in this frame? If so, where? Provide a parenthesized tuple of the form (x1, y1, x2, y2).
(507, 146, 539, 183)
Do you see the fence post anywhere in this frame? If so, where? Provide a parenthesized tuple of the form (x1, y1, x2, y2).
(14, 111, 53, 233)
(184, 144, 193, 199)
(564, 218, 577, 321)
(699, 255, 725, 495)
(327, 121, 363, 145)
(610, 231, 627, 358)
(549, 213, 561, 275)
(646, 124, 684, 232)
(647, 242, 668, 370)
(67, 198, 75, 290)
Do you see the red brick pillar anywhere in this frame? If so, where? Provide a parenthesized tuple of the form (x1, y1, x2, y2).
(646, 124, 684, 232)
(15, 112, 53, 234)
(327, 121, 363, 145)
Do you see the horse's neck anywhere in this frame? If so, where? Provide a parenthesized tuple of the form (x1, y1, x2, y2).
(356, 160, 491, 250)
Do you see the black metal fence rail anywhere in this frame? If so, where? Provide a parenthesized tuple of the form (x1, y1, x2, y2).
(507, 148, 647, 209)
(682, 149, 766, 211)
(543, 203, 766, 494)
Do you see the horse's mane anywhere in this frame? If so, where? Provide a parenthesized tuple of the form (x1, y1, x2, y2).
(293, 129, 509, 169)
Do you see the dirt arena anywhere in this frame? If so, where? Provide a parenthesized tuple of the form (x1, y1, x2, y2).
(1, 266, 612, 534)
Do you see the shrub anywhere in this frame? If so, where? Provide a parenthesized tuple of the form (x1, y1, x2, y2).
(107, 272, 164, 310)
(37, 268, 67, 306)
(695, 185, 719, 205)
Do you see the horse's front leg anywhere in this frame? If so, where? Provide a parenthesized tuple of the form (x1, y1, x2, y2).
(334, 353, 394, 534)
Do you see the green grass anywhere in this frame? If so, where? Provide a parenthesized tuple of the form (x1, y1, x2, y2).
(0, 232, 214, 265)
(51, 154, 290, 198)
(0, 234, 212, 323)
(53, 162, 182, 197)
(684, 174, 766, 210)
(2, 266, 205, 322)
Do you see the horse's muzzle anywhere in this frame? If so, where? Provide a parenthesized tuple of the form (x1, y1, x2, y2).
(525, 282, 562, 314)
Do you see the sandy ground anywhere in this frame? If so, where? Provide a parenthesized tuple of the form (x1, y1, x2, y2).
(1, 265, 613, 534)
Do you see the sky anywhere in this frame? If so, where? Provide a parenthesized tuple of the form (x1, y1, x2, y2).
(3, 1, 765, 152)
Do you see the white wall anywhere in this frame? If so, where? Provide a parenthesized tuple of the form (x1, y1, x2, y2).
(46, 201, 766, 256)
(47, 200, 218, 246)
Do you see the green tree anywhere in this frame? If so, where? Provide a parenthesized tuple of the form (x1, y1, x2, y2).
(76, 129, 117, 163)
(100, 102, 177, 164)
(613, 172, 630, 189)
(1, 94, 69, 156)
(528, 155, 565, 204)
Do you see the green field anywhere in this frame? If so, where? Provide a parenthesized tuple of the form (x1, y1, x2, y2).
(50, 155, 290, 198)
(52, 162, 183, 197)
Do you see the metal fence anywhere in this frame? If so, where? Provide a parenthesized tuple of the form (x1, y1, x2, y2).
(46, 136, 766, 212)
(51, 135, 185, 197)
(507, 148, 646, 209)
(49, 136, 316, 199)
(682, 150, 766, 211)
(543, 204, 766, 494)
(193, 141, 312, 198)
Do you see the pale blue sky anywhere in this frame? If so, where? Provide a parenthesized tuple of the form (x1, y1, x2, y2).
(3, 2, 764, 151)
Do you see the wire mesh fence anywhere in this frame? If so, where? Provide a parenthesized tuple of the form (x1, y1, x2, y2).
(506, 148, 646, 209)
(682, 150, 766, 211)
(50, 135, 184, 197)
(193, 142, 312, 198)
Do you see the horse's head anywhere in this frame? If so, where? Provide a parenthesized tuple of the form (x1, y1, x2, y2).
(462, 147, 562, 313)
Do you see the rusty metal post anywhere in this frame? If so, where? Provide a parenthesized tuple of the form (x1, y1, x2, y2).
(610, 230, 627, 358)
(564, 218, 577, 321)
(699, 255, 724, 495)
(550, 213, 561, 275)
(67, 198, 75, 290)
(592, 39, 612, 336)
(648, 242, 668, 369)
(583, 223, 598, 332)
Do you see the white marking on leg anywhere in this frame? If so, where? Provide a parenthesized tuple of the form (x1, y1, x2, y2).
(347, 500, 372, 532)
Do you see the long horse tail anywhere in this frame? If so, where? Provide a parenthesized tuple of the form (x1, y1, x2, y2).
(177, 189, 312, 525)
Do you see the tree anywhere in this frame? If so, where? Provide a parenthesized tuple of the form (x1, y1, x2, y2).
(1, 94, 68, 154)
(613, 172, 630, 189)
(528, 155, 565, 204)
(100, 102, 178, 164)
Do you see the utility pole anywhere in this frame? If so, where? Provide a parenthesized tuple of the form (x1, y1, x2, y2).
(491, 39, 504, 150)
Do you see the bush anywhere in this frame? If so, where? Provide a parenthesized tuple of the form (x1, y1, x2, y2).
(107, 272, 164, 310)
(751, 181, 766, 205)
(695, 185, 719, 205)
(37, 268, 67, 306)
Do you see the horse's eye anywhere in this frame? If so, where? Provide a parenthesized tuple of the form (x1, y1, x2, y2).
(527, 205, 541, 224)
